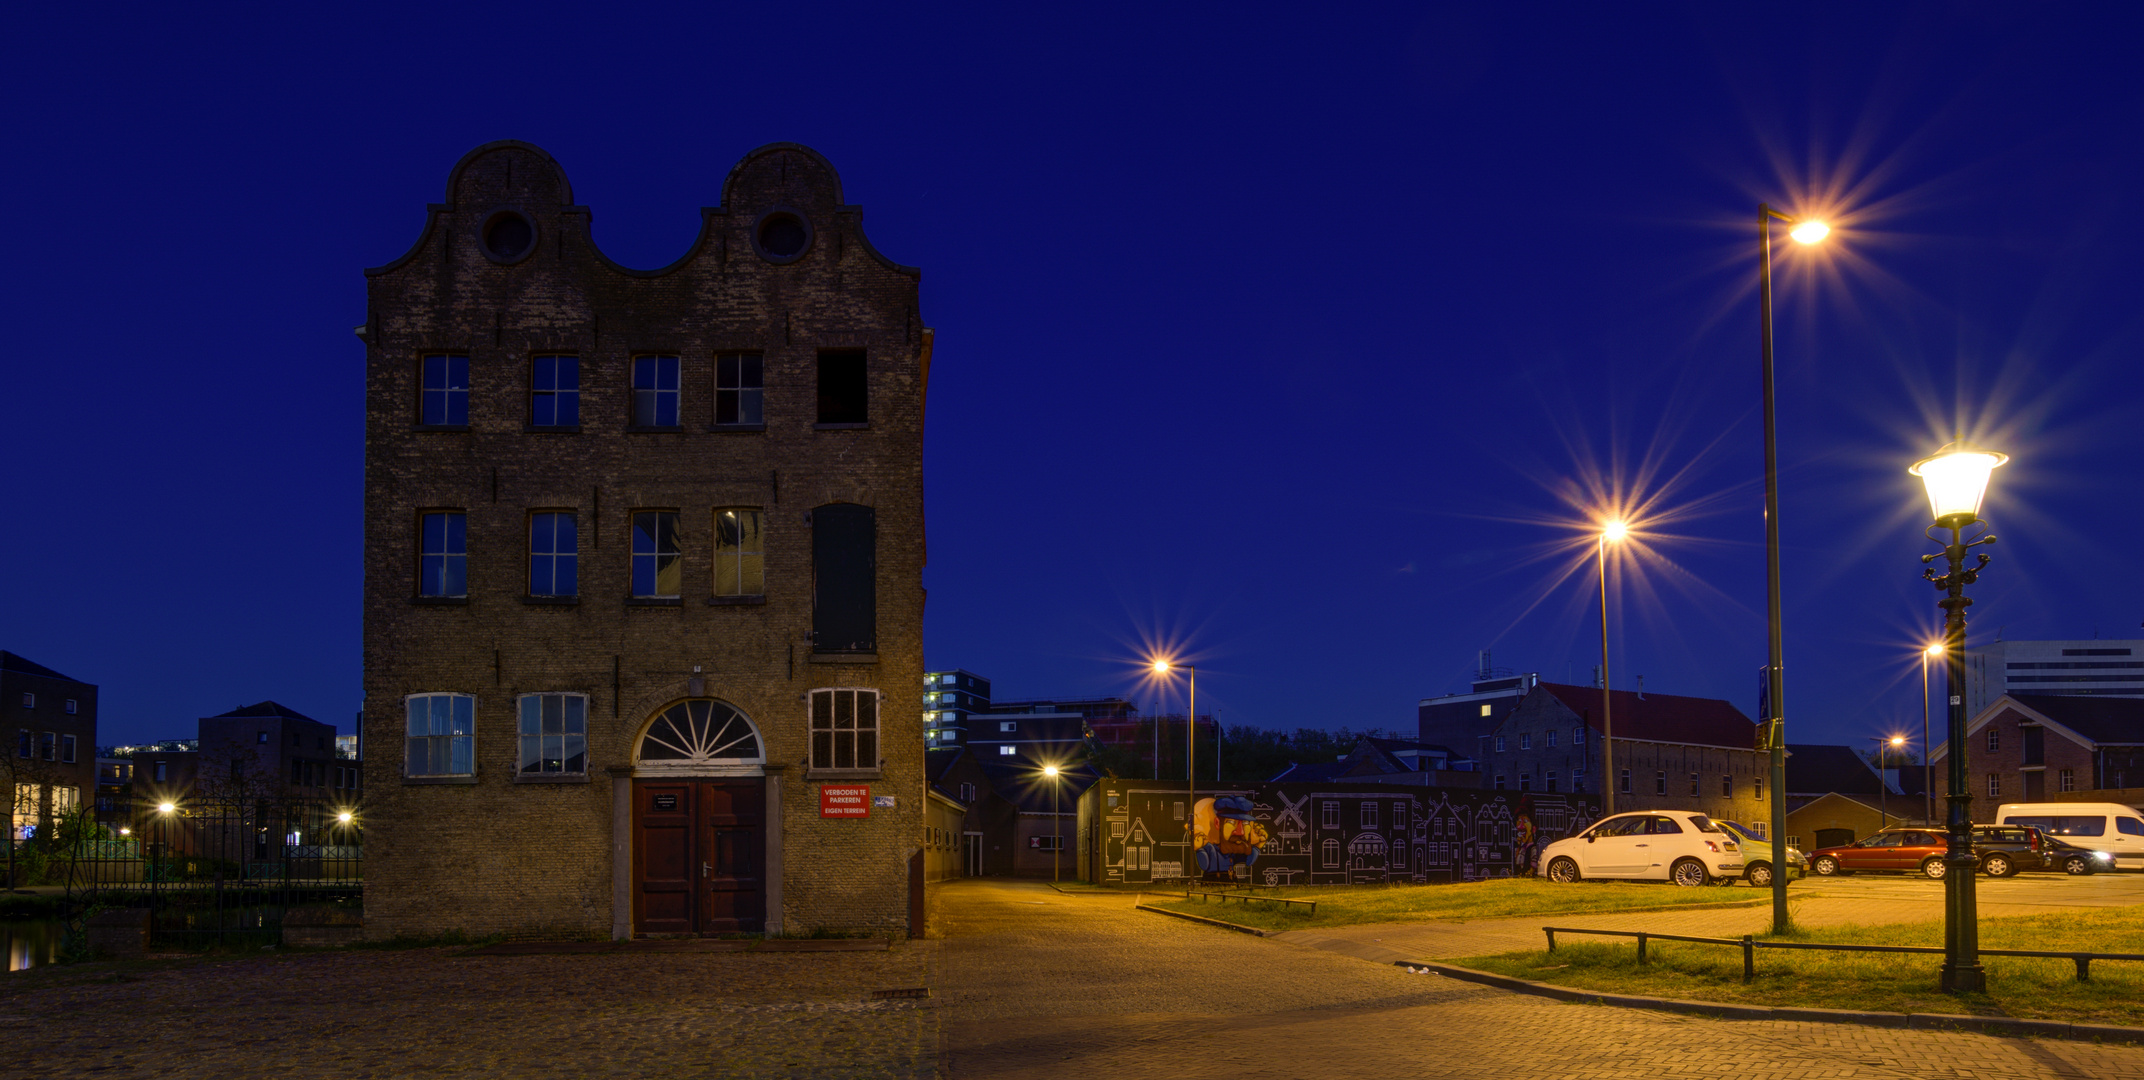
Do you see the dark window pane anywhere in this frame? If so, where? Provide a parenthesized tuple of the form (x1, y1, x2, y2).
(816, 350, 867, 424)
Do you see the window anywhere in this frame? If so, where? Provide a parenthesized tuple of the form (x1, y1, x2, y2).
(529, 512, 579, 597)
(2121, 817, 2144, 837)
(998, 745, 1015, 756)
(1393, 803, 1407, 830)
(518, 693, 588, 774)
(1493, 736, 1505, 753)
(405, 693, 475, 777)
(14, 730, 26, 758)
(1753, 775, 1763, 800)
(1574, 727, 1585, 744)
(420, 354, 469, 426)
(17, 694, 29, 709)
(999, 722, 1016, 732)
(810, 688, 880, 772)
(291, 759, 304, 784)
(1986, 728, 2000, 752)
(1689, 772, 1700, 796)
(1322, 837, 1340, 867)
(811, 504, 876, 652)
(713, 509, 764, 596)
(154, 762, 168, 782)
(1546, 770, 1558, 793)
(38, 732, 53, 762)
(1572, 768, 1585, 792)
(63, 699, 76, 715)
(1519, 773, 1532, 792)
(1479, 704, 1491, 717)
(257, 731, 268, 744)
(632, 512, 682, 598)
(1322, 801, 1339, 828)
(1360, 801, 1378, 829)
(959, 782, 975, 802)
(1619, 769, 1631, 794)
(1654, 771, 1666, 795)
(817, 349, 867, 424)
(716, 352, 763, 425)
(1518, 733, 1531, 750)
(419, 512, 467, 597)
(1493, 774, 1505, 791)
(1722, 774, 1733, 797)
(1987, 773, 2000, 798)
(59, 735, 75, 764)
(632, 356, 681, 427)
(1032, 835, 1062, 852)
(1545, 730, 1556, 748)
(2059, 769, 2075, 793)
(530, 355, 579, 427)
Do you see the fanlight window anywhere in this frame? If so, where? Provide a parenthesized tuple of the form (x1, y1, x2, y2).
(636, 699, 763, 766)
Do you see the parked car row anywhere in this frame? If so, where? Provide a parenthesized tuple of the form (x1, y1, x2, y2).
(1806, 823, 2118, 878)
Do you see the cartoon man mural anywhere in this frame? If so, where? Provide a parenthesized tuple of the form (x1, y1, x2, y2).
(1192, 795, 1268, 879)
(1515, 793, 1539, 875)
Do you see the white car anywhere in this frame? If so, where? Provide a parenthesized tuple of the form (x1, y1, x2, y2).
(1540, 811, 1744, 887)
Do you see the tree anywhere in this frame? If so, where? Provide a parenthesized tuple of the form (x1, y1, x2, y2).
(0, 737, 68, 890)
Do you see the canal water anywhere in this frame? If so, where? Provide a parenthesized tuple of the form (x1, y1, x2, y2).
(3, 921, 62, 972)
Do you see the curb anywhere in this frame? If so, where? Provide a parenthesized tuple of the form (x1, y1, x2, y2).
(1391, 960, 2144, 1045)
(1134, 903, 1270, 937)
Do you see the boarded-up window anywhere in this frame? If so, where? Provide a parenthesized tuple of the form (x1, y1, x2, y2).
(817, 350, 867, 424)
(812, 504, 875, 652)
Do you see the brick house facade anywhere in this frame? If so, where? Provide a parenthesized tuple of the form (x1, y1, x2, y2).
(361, 141, 929, 939)
(2, 651, 98, 840)
(1932, 694, 2144, 816)
(1478, 683, 1770, 832)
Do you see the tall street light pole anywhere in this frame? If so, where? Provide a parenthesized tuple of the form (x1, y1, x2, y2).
(1758, 204, 1829, 934)
(1598, 521, 1627, 817)
(1043, 764, 1063, 884)
(1871, 735, 1905, 829)
(1152, 659, 1196, 883)
(1912, 441, 2008, 995)
(1923, 643, 1942, 825)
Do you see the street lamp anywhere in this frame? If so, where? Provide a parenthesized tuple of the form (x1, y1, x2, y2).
(1042, 765, 1064, 883)
(1757, 203, 1829, 935)
(1871, 735, 1906, 829)
(1922, 642, 1944, 825)
(1151, 658, 1196, 882)
(1598, 520, 1628, 817)
(1912, 440, 2007, 994)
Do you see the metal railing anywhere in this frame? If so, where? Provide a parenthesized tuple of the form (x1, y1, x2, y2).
(1543, 925, 2144, 983)
(1175, 890, 1319, 914)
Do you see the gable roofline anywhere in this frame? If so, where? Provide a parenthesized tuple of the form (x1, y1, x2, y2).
(0, 651, 89, 684)
(1929, 694, 2102, 762)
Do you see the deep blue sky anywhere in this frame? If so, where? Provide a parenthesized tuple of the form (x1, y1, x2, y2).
(4, 4, 2140, 750)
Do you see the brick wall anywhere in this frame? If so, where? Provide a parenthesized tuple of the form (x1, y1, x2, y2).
(361, 141, 927, 938)
(1935, 704, 2096, 818)
(1480, 691, 1769, 829)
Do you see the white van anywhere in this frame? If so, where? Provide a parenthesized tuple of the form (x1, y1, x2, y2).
(1994, 802, 2144, 869)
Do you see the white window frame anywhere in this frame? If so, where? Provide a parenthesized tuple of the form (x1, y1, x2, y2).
(405, 693, 477, 778)
(64, 699, 76, 715)
(517, 693, 589, 775)
(1545, 729, 1556, 748)
(1321, 801, 1339, 828)
(1360, 801, 1377, 829)
(810, 688, 881, 774)
(1519, 733, 1531, 750)
(998, 745, 1016, 756)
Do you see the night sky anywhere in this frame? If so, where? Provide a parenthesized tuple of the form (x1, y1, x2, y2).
(5, 4, 2141, 751)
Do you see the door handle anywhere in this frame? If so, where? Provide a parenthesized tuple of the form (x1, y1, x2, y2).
(702, 862, 711, 878)
(1634, 843, 1648, 847)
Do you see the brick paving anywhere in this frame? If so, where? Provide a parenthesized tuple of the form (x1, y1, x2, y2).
(9, 876, 2144, 1077)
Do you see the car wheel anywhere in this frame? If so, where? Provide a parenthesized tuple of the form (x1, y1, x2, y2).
(1547, 857, 1580, 883)
(1812, 856, 1842, 876)
(1670, 858, 1709, 887)
(1982, 853, 2015, 877)
(1920, 857, 1947, 880)
(1745, 861, 1774, 888)
(2064, 855, 2096, 876)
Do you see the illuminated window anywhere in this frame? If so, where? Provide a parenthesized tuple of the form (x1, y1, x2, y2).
(713, 509, 764, 597)
(998, 745, 1015, 756)
(1479, 704, 1491, 717)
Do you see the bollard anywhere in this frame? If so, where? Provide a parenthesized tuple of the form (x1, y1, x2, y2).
(1743, 935, 1754, 982)
(1637, 933, 1648, 965)
(2075, 955, 2092, 982)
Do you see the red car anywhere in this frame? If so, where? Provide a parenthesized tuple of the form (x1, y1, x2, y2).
(1807, 828, 1951, 879)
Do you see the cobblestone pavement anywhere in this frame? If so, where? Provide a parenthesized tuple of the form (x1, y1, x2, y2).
(3, 944, 938, 1078)
(1277, 872, 2144, 962)
(936, 879, 2144, 1079)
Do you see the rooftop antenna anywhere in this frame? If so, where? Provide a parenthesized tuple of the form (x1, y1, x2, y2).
(1637, 675, 1645, 700)
(1478, 649, 1492, 680)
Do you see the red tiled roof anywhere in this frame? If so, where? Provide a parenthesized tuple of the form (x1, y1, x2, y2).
(1534, 682, 1756, 748)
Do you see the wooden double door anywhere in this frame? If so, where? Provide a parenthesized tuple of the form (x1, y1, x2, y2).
(633, 778, 765, 935)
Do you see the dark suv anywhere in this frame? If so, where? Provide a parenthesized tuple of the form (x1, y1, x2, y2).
(1970, 824, 2047, 877)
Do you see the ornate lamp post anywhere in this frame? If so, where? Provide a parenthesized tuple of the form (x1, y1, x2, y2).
(1757, 204, 1829, 934)
(1151, 659, 1196, 882)
(1912, 441, 2008, 994)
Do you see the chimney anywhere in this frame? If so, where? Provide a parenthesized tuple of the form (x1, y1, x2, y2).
(1478, 649, 1492, 679)
(1637, 675, 1645, 700)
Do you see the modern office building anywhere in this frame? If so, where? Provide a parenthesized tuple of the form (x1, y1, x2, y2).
(1964, 639, 2144, 719)
(361, 140, 930, 939)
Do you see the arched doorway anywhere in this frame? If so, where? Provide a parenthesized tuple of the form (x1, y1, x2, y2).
(630, 699, 767, 935)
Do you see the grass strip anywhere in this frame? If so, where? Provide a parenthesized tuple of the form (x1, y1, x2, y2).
(1145, 877, 1768, 932)
(1454, 907, 2144, 1027)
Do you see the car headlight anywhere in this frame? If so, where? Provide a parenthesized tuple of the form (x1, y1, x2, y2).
(2094, 851, 2115, 862)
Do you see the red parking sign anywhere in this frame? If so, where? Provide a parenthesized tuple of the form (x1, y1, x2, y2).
(820, 785, 870, 818)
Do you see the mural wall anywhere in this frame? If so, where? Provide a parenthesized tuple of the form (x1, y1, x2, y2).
(1086, 780, 1600, 885)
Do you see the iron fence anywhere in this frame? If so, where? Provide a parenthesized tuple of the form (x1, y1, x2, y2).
(23, 794, 362, 947)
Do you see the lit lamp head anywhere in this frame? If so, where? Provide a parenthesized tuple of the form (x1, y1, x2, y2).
(1043, 765, 1060, 779)
(1150, 659, 1172, 675)
(156, 802, 175, 814)
(337, 811, 354, 824)
(1926, 643, 1945, 658)
(1789, 220, 1831, 245)
(1890, 736, 1906, 748)
(1909, 443, 2008, 530)
(1601, 520, 1629, 542)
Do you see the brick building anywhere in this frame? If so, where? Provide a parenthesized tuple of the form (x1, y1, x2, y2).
(1932, 694, 2144, 814)
(1477, 682, 1770, 833)
(360, 141, 929, 939)
(3, 651, 98, 840)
